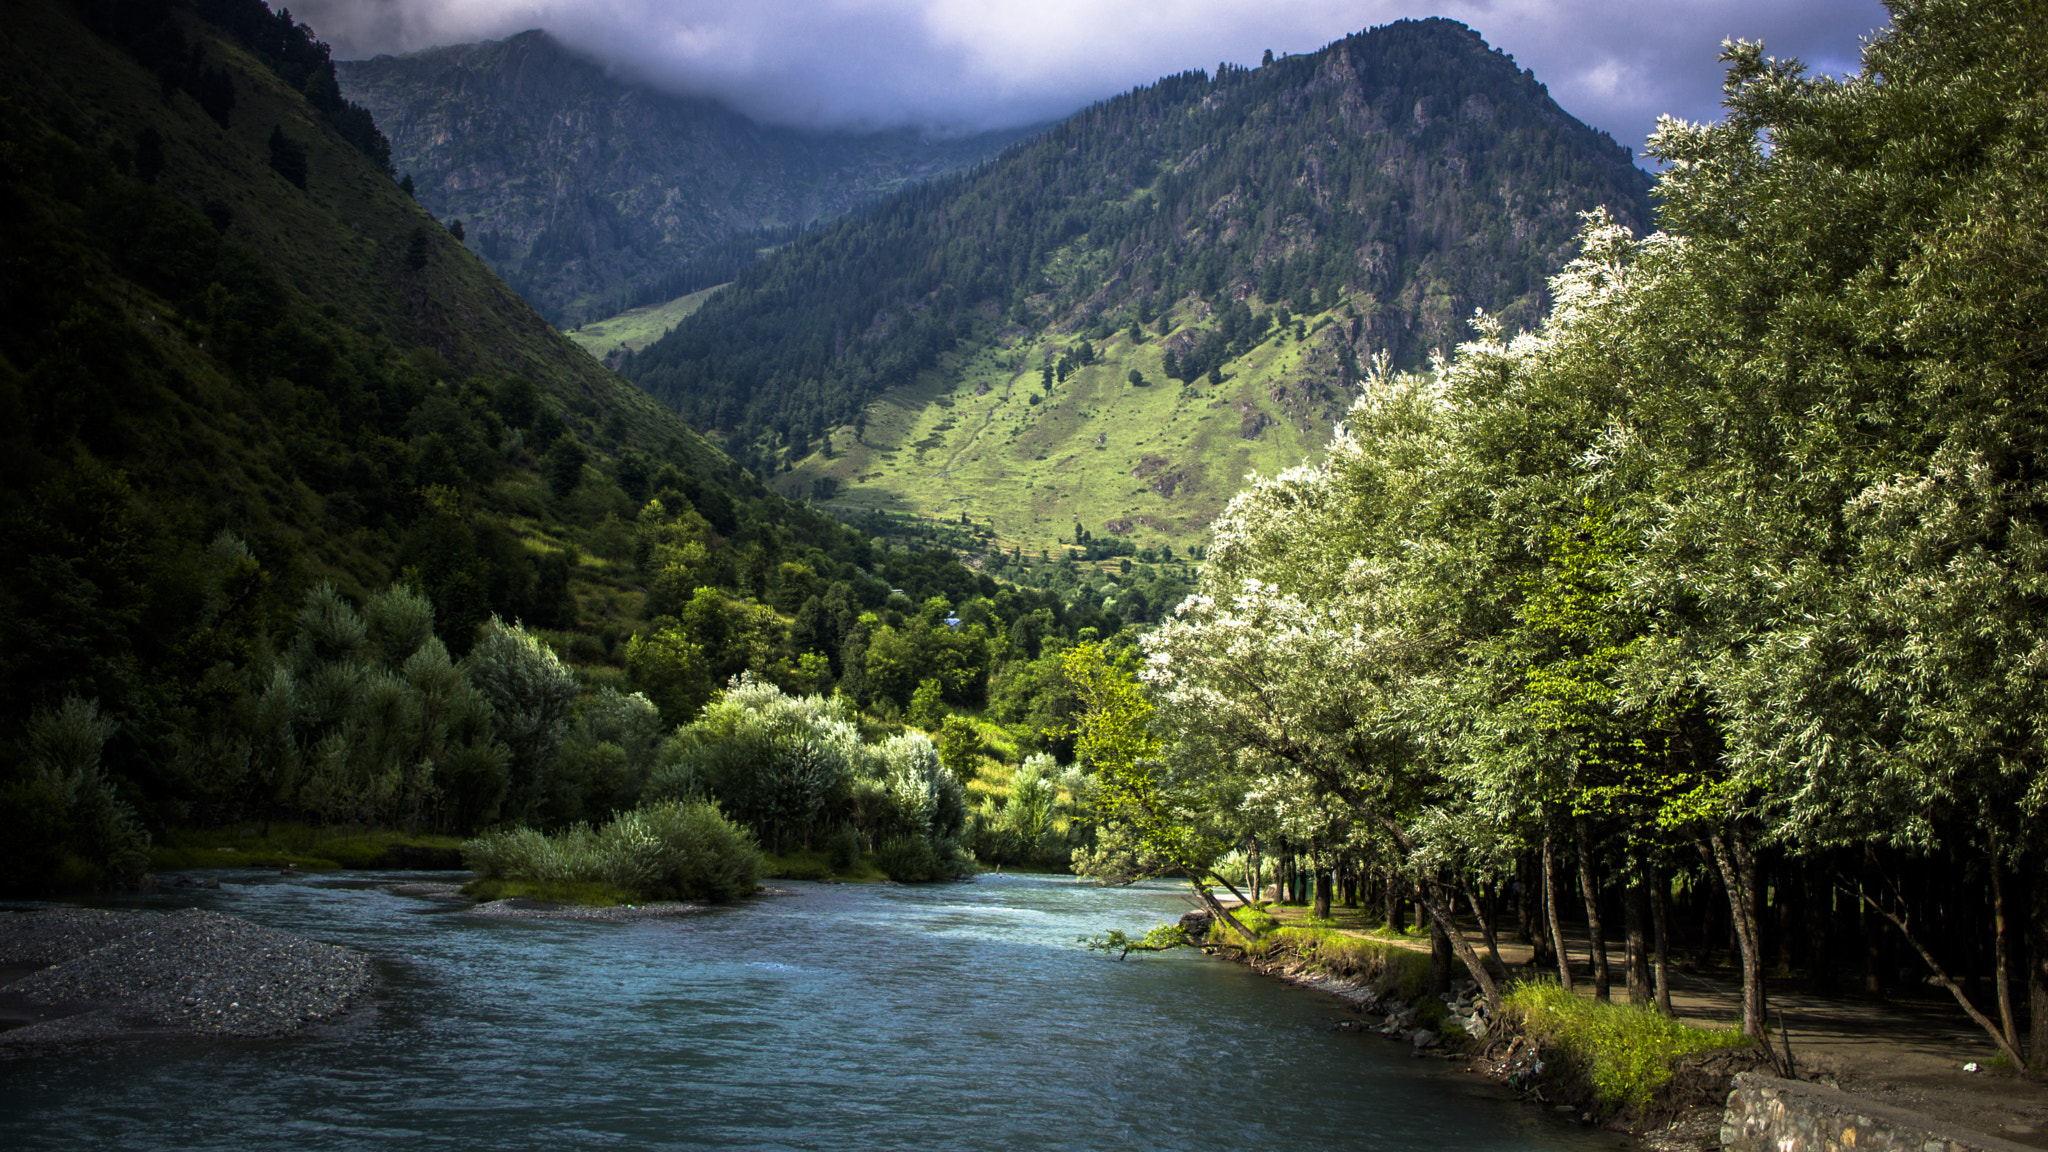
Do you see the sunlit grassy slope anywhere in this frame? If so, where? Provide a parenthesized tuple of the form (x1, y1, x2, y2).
(567, 284, 726, 361)
(775, 307, 1361, 554)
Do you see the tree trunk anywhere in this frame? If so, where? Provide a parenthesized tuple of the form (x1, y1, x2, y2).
(1990, 829, 2021, 1059)
(1314, 861, 1333, 921)
(1625, 871, 1651, 1006)
(2031, 859, 2047, 1070)
(1862, 845, 1886, 999)
(1544, 823, 1574, 989)
(1709, 826, 1767, 1040)
(1384, 867, 1401, 931)
(1850, 886, 2027, 1069)
(1466, 877, 1504, 972)
(1431, 911, 1454, 995)
(1576, 815, 1611, 1001)
(1805, 861, 1836, 995)
(1378, 819, 1502, 1014)
(1518, 853, 1541, 947)
(1416, 875, 1499, 1013)
(1699, 860, 1723, 969)
(1650, 860, 1674, 1016)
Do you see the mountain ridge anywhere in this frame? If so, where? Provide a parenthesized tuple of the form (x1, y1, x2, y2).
(617, 18, 1654, 551)
(338, 30, 1037, 325)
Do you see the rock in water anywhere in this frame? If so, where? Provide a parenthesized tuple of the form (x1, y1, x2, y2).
(0, 908, 372, 1044)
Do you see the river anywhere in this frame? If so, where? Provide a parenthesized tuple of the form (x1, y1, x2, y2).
(1, 872, 1613, 1150)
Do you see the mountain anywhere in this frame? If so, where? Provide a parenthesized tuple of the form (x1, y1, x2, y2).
(616, 19, 1654, 554)
(1, 0, 1051, 877)
(336, 31, 1036, 326)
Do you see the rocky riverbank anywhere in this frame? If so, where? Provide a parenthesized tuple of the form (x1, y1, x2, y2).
(1178, 909, 1773, 1149)
(0, 908, 372, 1045)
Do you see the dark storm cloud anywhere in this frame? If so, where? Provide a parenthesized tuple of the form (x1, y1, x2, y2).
(297, 0, 1889, 153)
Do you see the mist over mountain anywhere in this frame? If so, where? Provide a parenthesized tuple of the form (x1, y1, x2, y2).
(338, 31, 1035, 326)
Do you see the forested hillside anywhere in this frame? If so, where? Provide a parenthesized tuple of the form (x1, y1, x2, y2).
(619, 19, 1652, 550)
(0, 0, 1120, 893)
(337, 32, 1033, 327)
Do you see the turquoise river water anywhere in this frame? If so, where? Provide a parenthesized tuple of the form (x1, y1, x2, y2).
(0, 872, 1619, 1150)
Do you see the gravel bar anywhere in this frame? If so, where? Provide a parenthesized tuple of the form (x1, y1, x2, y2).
(0, 908, 372, 1044)
(464, 898, 709, 921)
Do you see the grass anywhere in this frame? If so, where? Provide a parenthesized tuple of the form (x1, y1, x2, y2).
(151, 824, 465, 871)
(1224, 919, 1438, 1003)
(780, 299, 1367, 553)
(1504, 983, 1752, 1112)
(566, 284, 727, 359)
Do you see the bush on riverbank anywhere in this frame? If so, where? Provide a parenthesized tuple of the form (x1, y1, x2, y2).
(1502, 983, 1752, 1111)
(462, 799, 762, 902)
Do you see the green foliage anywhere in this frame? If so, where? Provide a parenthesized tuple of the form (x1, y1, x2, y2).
(0, 0, 1061, 895)
(907, 677, 945, 730)
(1078, 922, 1189, 959)
(933, 715, 981, 781)
(0, 697, 152, 893)
(462, 617, 581, 823)
(461, 798, 762, 902)
(1505, 984, 1749, 1111)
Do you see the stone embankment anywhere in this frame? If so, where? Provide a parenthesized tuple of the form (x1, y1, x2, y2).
(0, 907, 372, 1044)
(1722, 1072, 2039, 1152)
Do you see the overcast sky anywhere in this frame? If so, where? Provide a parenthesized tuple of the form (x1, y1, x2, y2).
(300, 0, 1889, 159)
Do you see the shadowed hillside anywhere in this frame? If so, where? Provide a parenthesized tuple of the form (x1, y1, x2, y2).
(338, 31, 1035, 326)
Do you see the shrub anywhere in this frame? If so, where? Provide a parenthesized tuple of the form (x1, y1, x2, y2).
(825, 825, 860, 870)
(874, 834, 941, 881)
(1503, 983, 1751, 1112)
(462, 799, 761, 902)
(0, 697, 152, 893)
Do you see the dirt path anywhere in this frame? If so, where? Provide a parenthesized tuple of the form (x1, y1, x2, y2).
(1230, 899, 2048, 1147)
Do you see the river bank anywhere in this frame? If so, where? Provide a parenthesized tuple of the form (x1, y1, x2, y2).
(0, 907, 373, 1045)
(1182, 904, 2048, 1151)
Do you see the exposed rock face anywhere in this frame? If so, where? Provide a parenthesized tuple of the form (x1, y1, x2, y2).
(0, 909, 372, 1044)
(338, 31, 1029, 324)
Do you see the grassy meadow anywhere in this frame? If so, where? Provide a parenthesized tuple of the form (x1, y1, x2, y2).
(771, 303, 1365, 554)
(567, 284, 727, 361)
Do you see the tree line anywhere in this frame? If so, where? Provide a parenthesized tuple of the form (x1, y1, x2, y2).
(1070, 0, 2048, 1070)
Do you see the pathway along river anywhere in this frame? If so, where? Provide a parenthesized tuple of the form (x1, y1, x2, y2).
(2, 873, 1613, 1150)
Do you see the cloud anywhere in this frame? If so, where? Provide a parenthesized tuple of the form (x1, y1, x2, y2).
(297, 0, 1888, 152)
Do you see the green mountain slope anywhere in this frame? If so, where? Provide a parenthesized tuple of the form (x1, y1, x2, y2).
(0, 0, 1042, 872)
(619, 19, 1653, 552)
(336, 31, 1034, 326)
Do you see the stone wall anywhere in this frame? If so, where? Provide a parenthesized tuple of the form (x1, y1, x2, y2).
(1723, 1072, 2035, 1152)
